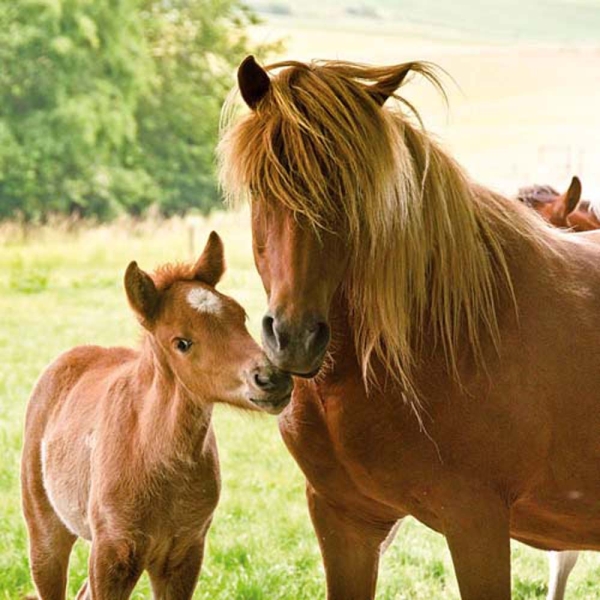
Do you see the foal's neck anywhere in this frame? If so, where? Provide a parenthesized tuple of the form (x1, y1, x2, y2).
(132, 336, 213, 463)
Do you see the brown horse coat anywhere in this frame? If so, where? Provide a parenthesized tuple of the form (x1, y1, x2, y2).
(220, 57, 600, 599)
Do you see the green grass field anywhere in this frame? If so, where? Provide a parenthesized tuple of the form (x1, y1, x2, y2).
(2, 212, 600, 599)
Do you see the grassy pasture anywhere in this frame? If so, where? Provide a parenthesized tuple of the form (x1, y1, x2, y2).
(1, 212, 600, 599)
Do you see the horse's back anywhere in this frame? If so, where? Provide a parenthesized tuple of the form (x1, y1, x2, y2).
(24, 345, 136, 434)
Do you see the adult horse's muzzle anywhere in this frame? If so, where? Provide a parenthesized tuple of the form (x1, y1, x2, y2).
(248, 362, 294, 415)
(261, 311, 330, 377)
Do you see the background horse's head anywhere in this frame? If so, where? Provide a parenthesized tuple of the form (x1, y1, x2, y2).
(517, 176, 600, 231)
(125, 231, 293, 413)
(517, 176, 582, 228)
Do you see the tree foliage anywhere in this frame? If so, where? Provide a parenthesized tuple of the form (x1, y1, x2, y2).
(0, 0, 268, 221)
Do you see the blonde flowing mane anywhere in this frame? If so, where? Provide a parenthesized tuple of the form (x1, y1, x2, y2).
(218, 59, 561, 401)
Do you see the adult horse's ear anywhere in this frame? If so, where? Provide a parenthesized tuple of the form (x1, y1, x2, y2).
(193, 231, 225, 287)
(238, 55, 270, 109)
(124, 262, 160, 328)
(368, 63, 412, 106)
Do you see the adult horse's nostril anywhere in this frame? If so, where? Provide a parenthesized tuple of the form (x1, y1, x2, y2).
(262, 315, 275, 341)
(262, 314, 289, 352)
(306, 321, 330, 355)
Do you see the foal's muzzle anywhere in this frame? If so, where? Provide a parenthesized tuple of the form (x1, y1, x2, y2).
(261, 311, 330, 377)
(248, 363, 293, 415)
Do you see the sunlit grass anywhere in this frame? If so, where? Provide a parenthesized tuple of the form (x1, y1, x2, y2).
(1, 212, 599, 598)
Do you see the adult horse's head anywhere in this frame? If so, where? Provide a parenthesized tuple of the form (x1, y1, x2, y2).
(218, 57, 494, 387)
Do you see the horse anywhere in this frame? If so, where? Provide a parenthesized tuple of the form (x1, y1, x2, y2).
(518, 176, 600, 599)
(20, 231, 293, 600)
(518, 176, 600, 231)
(219, 56, 600, 600)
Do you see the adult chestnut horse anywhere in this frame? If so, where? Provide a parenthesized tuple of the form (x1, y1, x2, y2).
(517, 176, 600, 231)
(219, 56, 600, 600)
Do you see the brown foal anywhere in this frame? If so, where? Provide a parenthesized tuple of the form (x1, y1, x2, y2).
(21, 232, 292, 600)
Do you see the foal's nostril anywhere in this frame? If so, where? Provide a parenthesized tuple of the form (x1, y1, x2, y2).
(253, 367, 293, 393)
(254, 371, 272, 389)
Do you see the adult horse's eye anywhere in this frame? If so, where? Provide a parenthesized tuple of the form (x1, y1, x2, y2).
(174, 338, 193, 353)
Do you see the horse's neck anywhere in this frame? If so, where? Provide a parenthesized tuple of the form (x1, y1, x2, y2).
(132, 339, 213, 462)
(327, 224, 553, 392)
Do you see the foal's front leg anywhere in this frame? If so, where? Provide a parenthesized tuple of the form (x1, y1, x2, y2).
(307, 484, 396, 600)
(86, 538, 143, 600)
(148, 539, 206, 600)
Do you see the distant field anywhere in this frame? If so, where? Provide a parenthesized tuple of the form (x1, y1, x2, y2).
(249, 0, 600, 44)
(2, 213, 600, 599)
(250, 5, 600, 201)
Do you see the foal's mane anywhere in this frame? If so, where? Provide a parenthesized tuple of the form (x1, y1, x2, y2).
(218, 59, 561, 402)
(152, 263, 201, 292)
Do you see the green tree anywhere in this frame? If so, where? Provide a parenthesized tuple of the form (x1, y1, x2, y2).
(0, 0, 270, 221)
(134, 0, 263, 215)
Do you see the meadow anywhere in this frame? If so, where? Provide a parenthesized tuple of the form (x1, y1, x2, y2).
(2, 212, 600, 599)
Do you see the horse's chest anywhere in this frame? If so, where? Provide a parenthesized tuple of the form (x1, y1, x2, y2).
(284, 383, 435, 513)
(328, 397, 428, 486)
(125, 452, 221, 539)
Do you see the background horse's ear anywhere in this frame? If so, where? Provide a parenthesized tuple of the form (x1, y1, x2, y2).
(554, 176, 582, 220)
(238, 55, 270, 109)
(124, 262, 160, 328)
(192, 231, 225, 287)
(564, 176, 582, 215)
(368, 64, 413, 106)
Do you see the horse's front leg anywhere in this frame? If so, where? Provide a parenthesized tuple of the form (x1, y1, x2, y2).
(148, 539, 206, 600)
(307, 483, 396, 600)
(547, 550, 579, 600)
(438, 483, 511, 600)
(87, 537, 143, 600)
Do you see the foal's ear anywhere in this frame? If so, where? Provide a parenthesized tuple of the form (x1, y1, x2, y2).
(238, 55, 270, 109)
(192, 231, 225, 287)
(124, 262, 160, 328)
(368, 64, 412, 106)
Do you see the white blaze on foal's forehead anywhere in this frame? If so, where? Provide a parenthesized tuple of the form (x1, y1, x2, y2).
(187, 287, 223, 314)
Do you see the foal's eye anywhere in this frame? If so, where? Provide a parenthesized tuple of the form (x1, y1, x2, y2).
(174, 338, 193, 353)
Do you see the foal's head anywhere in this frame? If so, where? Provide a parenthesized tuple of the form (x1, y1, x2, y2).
(124, 232, 293, 414)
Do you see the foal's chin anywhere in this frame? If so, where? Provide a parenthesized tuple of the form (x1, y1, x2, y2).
(249, 393, 293, 415)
